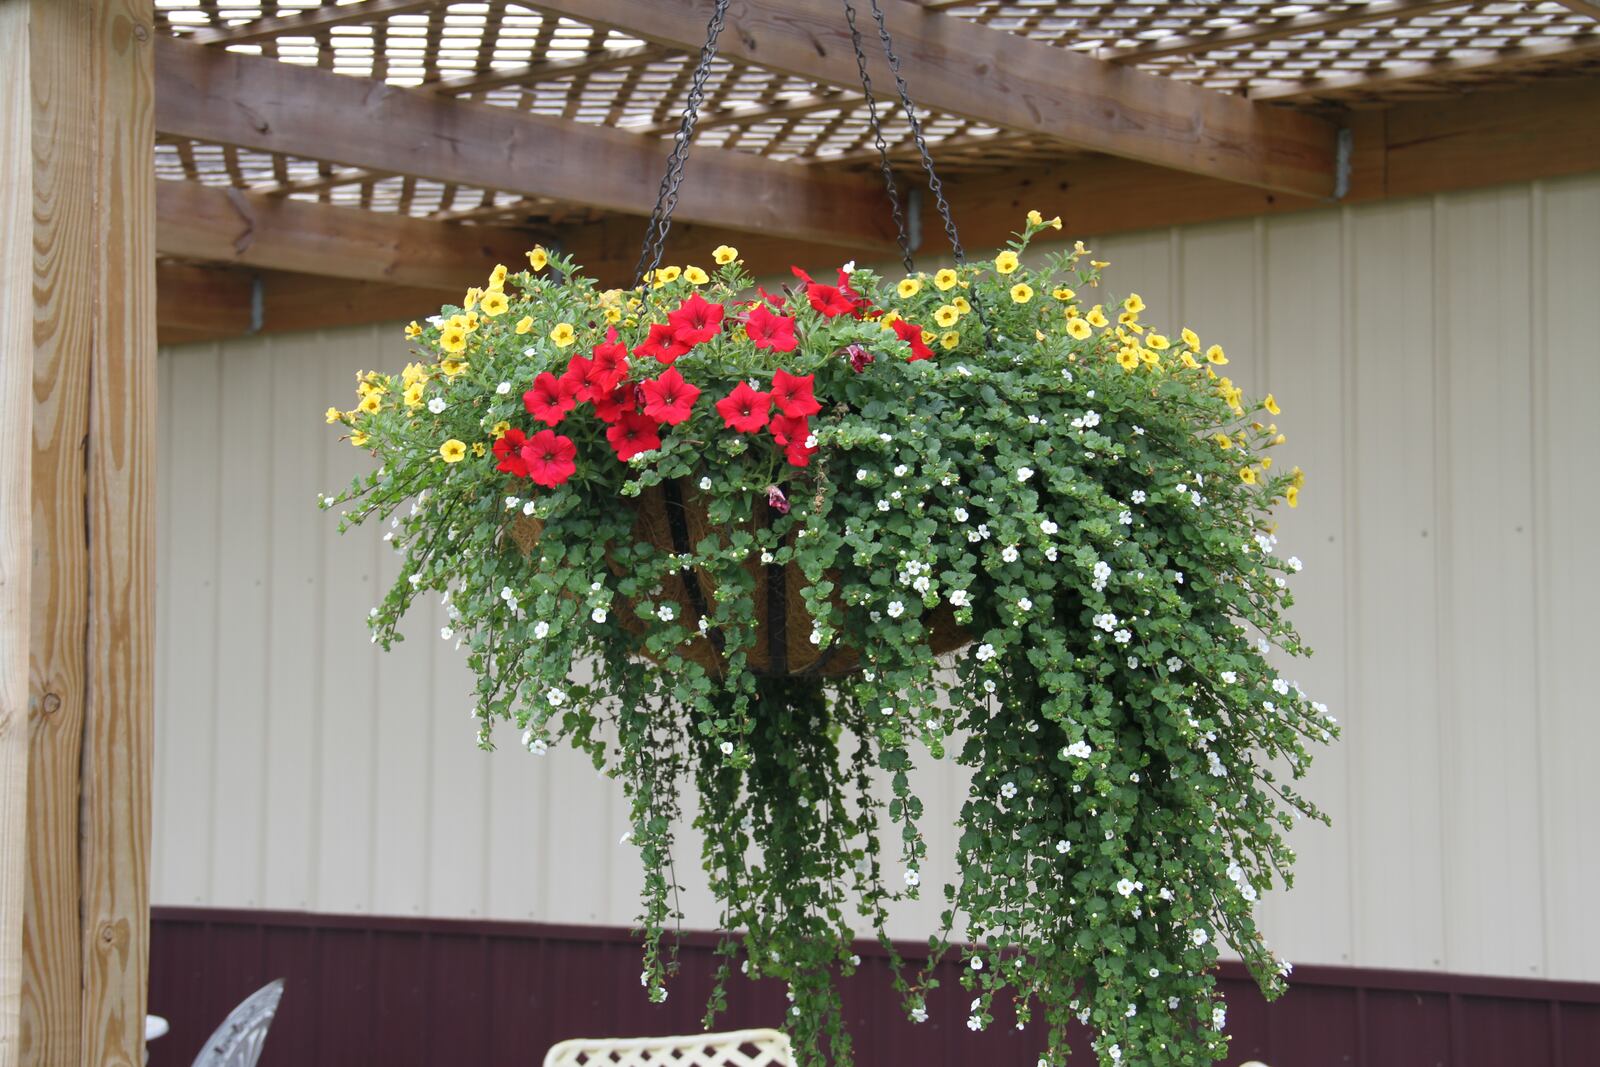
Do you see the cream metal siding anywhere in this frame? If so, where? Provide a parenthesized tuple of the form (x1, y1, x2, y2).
(152, 174, 1600, 982)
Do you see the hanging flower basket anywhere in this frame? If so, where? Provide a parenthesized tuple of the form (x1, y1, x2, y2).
(324, 217, 1334, 1067)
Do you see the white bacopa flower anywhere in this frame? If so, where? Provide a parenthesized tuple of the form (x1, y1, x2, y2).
(886, 600, 905, 618)
(1045, 546, 1058, 561)
(1192, 491, 1204, 507)
(805, 434, 818, 448)
(1113, 628, 1132, 645)
(878, 432, 892, 442)
(1125, 1005, 1137, 1018)
(1273, 677, 1290, 695)
(523, 500, 537, 516)
(1288, 555, 1303, 572)
(1192, 928, 1209, 946)
(970, 956, 984, 971)
(1168, 996, 1181, 1010)
(1116, 878, 1137, 897)
(496, 381, 511, 395)
(533, 620, 550, 640)
(975, 643, 997, 661)
(505, 496, 521, 510)
(1062, 740, 1093, 760)
(1000, 781, 1018, 800)
(1220, 670, 1238, 684)
(719, 740, 734, 756)
(1207, 751, 1226, 777)
(698, 476, 712, 490)
(1166, 656, 1184, 672)
(591, 608, 608, 624)
(546, 686, 566, 706)
(439, 626, 453, 640)
(893, 464, 909, 477)
(890, 490, 902, 500)
(1083, 411, 1101, 427)
(903, 869, 920, 887)
(1040, 518, 1058, 535)
(1055, 839, 1071, 854)
(530, 738, 547, 755)
(1131, 489, 1147, 504)
(953, 506, 969, 522)
(1119, 510, 1133, 526)
(1093, 612, 1118, 632)
(877, 499, 891, 512)
(910, 1006, 928, 1024)
(427, 396, 447, 414)
(949, 588, 970, 607)
(856, 468, 869, 481)
(976, 523, 991, 539)
(1017, 466, 1034, 482)
(1001, 545, 1020, 563)
(657, 604, 676, 622)
(1017, 597, 1032, 612)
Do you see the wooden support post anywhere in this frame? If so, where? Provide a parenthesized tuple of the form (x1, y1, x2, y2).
(2, 2, 156, 1065)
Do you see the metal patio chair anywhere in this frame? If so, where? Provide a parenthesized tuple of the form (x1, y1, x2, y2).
(543, 1027, 795, 1067)
(190, 979, 285, 1067)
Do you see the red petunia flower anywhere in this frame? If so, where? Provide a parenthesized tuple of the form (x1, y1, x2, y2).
(493, 428, 530, 478)
(520, 429, 577, 488)
(716, 381, 772, 433)
(791, 265, 858, 318)
(524, 371, 579, 425)
(768, 412, 809, 448)
(667, 293, 726, 348)
(845, 343, 875, 373)
(755, 284, 787, 309)
(605, 411, 661, 461)
(745, 304, 798, 353)
(587, 328, 629, 394)
(634, 322, 691, 365)
(769, 369, 821, 418)
(561, 355, 594, 402)
(889, 318, 935, 362)
(784, 438, 818, 467)
(639, 367, 701, 426)
(591, 382, 632, 424)
(766, 485, 790, 514)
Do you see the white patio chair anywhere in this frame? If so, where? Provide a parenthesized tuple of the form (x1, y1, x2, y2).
(543, 1027, 795, 1067)
(190, 979, 285, 1067)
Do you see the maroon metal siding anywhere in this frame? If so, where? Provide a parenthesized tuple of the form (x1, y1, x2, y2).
(148, 907, 1600, 1067)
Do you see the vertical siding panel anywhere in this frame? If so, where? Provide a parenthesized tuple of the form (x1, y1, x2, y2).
(158, 344, 223, 905)
(1259, 211, 1354, 967)
(1094, 229, 1175, 323)
(1434, 187, 1545, 979)
(152, 349, 175, 904)
(261, 329, 329, 909)
(425, 624, 492, 917)
(1531, 173, 1600, 982)
(484, 738, 553, 921)
(208, 339, 275, 907)
(1345, 198, 1447, 970)
(316, 327, 384, 912)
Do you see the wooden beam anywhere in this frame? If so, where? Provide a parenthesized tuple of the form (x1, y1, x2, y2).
(187, 0, 437, 47)
(0, 2, 35, 1062)
(9, 2, 156, 1065)
(156, 180, 547, 288)
(1097, 1, 1467, 64)
(528, 0, 1338, 198)
(1251, 33, 1600, 100)
(155, 37, 899, 252)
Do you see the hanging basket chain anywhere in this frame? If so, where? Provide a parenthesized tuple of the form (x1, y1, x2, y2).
(632, 0, 732, 290)
(842, 0, 914, 274)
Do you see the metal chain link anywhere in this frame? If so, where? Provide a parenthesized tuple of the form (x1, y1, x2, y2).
(842, 0, 914, 273)
(864, 0, 968, 268)
(632, 0, 731, 289)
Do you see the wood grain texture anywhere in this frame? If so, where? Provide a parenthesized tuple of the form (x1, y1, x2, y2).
(156, 181, 548, 289)
(532, 0, 1338, 197)
(152, 37, 899, 252)
(0, 2, 37, 1061)
(78, 3, 156, 1064)
(18, 0, 95, 1062)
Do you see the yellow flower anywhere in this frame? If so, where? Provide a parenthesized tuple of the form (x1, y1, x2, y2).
(1116, 348, 1140, 372)
(650, 266, 681, 287)
(350, 429, 369, 448)
(1181, 327, 1200, 350)
(401, 362, 427, 387)
(684, 265, 710, 285)
(527, 246, 549, 271)
(491, 420, 511, 438)
(1118, 313, 1144, 333)
(447, 313, 468, 331)
(472, 441, 487, 458)
(1206, 344, 1228, 366)
(515, 316, 533, 335)
(1091, 259, 1110, 269)
(1180, 351, 1200, 370)
(1048, 215, 1063, 230)
(994, 250, 1020, 275)
(1260, 456, 1273, 470)
(1085, 305, 1109, 329)
(358, 393, 382, 415)
(550, 322, 576, 347)
(712, 244, 738, 266)
(1073, 240, 1089, 257)
(1052, 286, 1076, 302)
(1272, 433, 1287, 446)
(1291, 466, 1305, 488)
(1240, 466, 1257, 485)
(403, 382, 426, 409)
(897, 277, 923, 298)
(1123, 293, 1146, 315)
(464, 311, 481, 332)
(488, 264, 508, 290)
(1066, 317, 1092, 341)
(324, 406, 343, 424)
(879, 311, 902, 329)
(1027, 209, 1044, 226)
(940, 331, 961, 350)
(952, 296, 972, 315)
(466, 287, 486, 311)
(1286, 485, 1300, 508)
(1213, 433, 1233, 450)
(1264, 393, 1280, 415)
(603, 307, 622, 324)
(1010, 283, 1033, 304)
(404, 321, 422, 339)
(934, 305, 960, 328)
(1147, 333, 1170, 350)
(440, 359, 468, 377)
(480, 291, 509, 317)
(934, 268, 959, 291)
(439, 439, 467, 463)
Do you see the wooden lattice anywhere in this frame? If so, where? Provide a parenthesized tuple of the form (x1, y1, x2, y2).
(541, 1029, 796, 1067)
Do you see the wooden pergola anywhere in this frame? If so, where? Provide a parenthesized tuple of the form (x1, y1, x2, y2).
(2, 0, 1597, 1063)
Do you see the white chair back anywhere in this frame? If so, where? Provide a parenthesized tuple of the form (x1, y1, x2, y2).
(543, 1027, 795, 1067)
